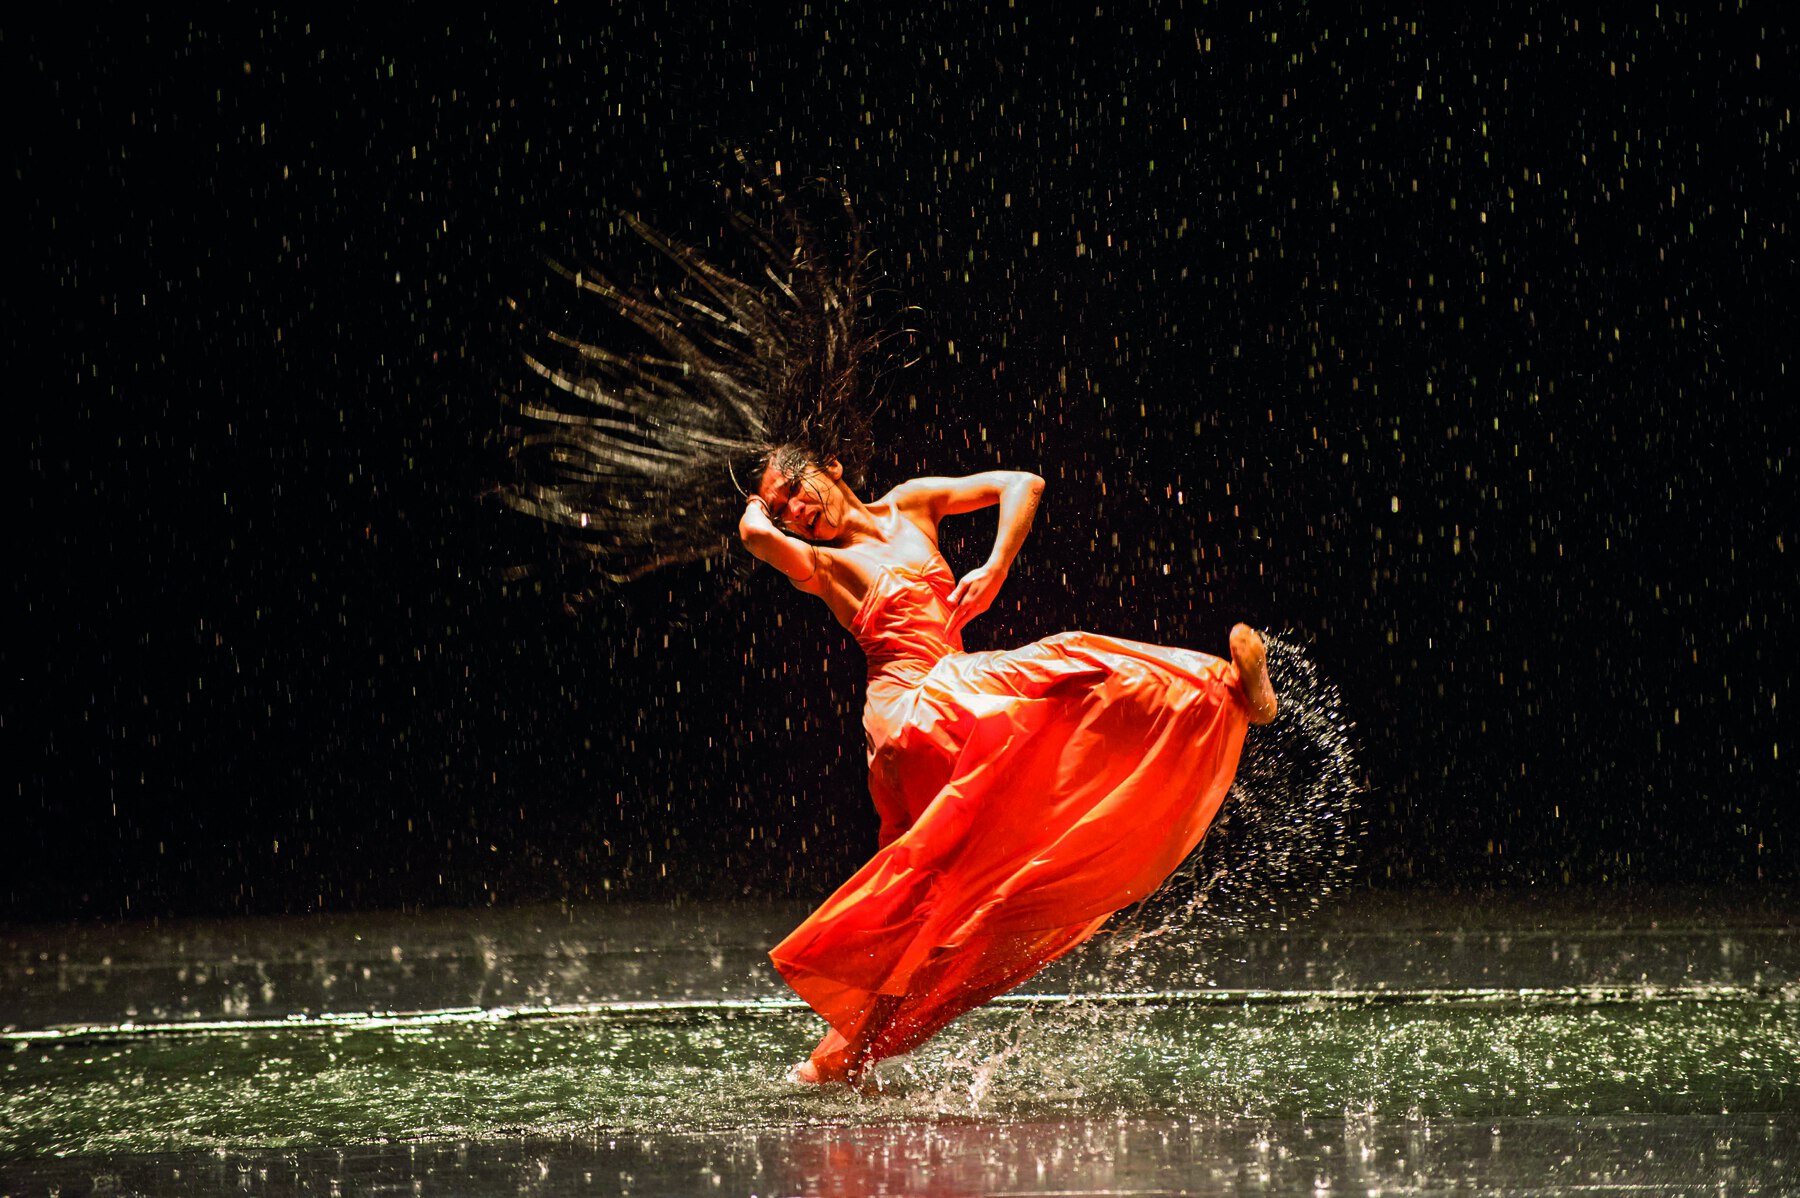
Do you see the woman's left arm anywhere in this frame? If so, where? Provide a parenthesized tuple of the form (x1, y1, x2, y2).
(894, 470, 1045, 635)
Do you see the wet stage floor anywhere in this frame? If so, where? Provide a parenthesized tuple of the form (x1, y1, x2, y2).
(3, 888, 1796, 1195)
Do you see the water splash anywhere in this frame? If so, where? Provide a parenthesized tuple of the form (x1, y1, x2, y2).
(1114, 630, 1365, 952)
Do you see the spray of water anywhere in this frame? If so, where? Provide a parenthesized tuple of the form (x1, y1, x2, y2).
(1106, 631, 1364, 960)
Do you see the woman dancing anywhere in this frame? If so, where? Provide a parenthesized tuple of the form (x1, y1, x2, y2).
(502, 171, 1277, 1086)
(741, 453, 1275, 1084)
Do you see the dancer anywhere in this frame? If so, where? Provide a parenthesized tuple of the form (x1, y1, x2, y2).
(740, 452, 1276, 1084)
(500, 168, 1277, 1086)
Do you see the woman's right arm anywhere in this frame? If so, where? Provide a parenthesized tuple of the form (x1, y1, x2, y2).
(738, 497, 821, 585)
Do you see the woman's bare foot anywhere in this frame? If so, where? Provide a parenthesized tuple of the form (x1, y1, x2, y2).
(1230, 623, 1279, 725)
(785, 1059, 828, 1084)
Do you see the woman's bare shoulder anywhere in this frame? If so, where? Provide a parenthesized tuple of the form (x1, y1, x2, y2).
(857, 492, 945, 557)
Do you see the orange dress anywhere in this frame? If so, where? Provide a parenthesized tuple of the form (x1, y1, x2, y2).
(769, 554, 1251, 1081)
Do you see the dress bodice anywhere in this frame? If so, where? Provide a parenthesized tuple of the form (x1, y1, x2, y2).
(849, 556, 965, 683)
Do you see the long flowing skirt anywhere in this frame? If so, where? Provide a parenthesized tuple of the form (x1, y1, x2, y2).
(769, 631, 1250, 1079)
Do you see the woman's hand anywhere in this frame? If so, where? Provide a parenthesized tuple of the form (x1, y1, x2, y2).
(947, 560, 1008, 637)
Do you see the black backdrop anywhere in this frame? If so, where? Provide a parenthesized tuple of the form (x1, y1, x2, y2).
(14, 4, 1793, 919)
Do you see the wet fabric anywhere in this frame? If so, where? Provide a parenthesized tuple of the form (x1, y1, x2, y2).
(769, 554, 1251, 1081)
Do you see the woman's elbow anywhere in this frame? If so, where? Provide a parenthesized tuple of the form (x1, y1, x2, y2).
(739, 524, 787, 567)
(737, 505, 772, 547)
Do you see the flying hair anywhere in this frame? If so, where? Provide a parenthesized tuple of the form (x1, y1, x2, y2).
(498, 159, 886, 585)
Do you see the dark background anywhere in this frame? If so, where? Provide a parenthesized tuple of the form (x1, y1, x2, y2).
(13, 3, 1793, 920)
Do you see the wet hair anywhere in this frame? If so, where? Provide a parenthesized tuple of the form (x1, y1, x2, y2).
(499, 163, 881, 584)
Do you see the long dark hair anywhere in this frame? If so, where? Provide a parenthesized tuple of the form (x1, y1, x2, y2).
(499, 164, 882, 584)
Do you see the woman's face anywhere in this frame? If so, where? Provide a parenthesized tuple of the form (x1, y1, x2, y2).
(756, 453, 844, 541)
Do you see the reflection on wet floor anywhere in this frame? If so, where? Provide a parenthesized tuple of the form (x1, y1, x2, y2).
(5, 988, 1795, 1155)
(2, 888, 1795, 1194)
(4, 1116, 1797, 1197)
